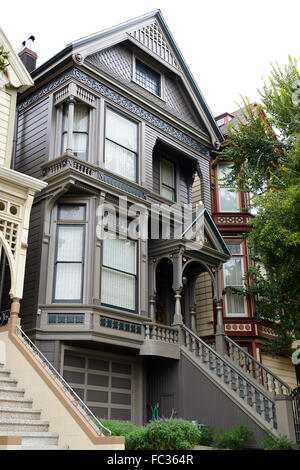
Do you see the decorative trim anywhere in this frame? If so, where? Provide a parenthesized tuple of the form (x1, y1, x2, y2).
(17, 67, 210, 155)
(99, 315, 142, 334)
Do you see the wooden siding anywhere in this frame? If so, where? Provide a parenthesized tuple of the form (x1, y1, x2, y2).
(15, 98, 50, 178)
(0, 88, 11, 167)
(20, 201, 44, 331)
(195, 272, 214, 338)
(261, 354, 297, 390)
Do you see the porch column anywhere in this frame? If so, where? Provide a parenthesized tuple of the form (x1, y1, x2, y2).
(215, 265, 227, 356)
(148, 258, 157, 322)
(9, 297, 21, 330)
(172, 250, 183, 326)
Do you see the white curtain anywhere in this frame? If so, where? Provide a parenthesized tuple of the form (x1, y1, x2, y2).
(54, 225, 84, 301)
(101, 237, 137, 310)
(106, 108, 137, 152)
(224, 257, 245, 315)
(218, 163, 239, 212)
(105, 140, 136, 181)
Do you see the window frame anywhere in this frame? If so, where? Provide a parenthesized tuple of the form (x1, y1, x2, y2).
(160, 157, 177, 202)
(217, 162, 240, 212)
(104, 106, 139, 184)
(100, 226, 139, 314)
(223, 241, 248, 317)
(61, 101, 90, 161)
(132, 55, 164, 100)
(52, 204, 87, 304)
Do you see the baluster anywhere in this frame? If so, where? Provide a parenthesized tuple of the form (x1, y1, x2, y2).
(203, 346, 208, 365)
(152, 325, 157, 340)
(228, 343, 233, 360)
(191, 337, 196, 356)
(165, 328, 170, 343)
(231, 369, 237, 392)
(271, 376, 276, 396)
(161, 328, 166, 342)
(247, 384, 254, 407)
(145, 325, 150, 340)
(239, 377, 245, 399)
(186, 332, 191, 350)
(264, 398, 271, 423)
(278, 381, 283, 395)
(255, 390, 263, 416)
(157, 327, 162, 341)
(262, 369, 268, 391)
(248, 358, 254, 378)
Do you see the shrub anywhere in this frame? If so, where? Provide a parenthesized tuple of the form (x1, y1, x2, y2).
(125, 418, 201, 450)
(214, 425, 253, 450)
(259, 430, 295, 450)
(195, 420, 214, 446)
(96, 418, 140, 438)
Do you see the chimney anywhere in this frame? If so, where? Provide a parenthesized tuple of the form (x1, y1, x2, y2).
(19, 35, 37, 73)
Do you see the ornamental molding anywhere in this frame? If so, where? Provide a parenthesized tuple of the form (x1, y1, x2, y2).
(17, 67, 209, 155)
(225, 323, 252, 332)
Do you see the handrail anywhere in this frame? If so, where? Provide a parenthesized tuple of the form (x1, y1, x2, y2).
(15, 325, 111, 436)
(181, 324, 277, 429)
(224, 335, 290, 395)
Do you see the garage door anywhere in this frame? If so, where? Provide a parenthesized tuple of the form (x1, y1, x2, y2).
(63, 350, 133, 421)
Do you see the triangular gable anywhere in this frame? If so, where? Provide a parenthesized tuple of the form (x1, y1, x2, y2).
(128, 19, 181, 71)
(52, 10, 224, 145)
(182, 208, 230, 257)
(0, 27, 33, 92)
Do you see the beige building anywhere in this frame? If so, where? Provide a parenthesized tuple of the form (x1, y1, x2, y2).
(0, 27, 47, 318)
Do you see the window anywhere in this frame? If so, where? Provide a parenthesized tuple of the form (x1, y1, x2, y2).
(53, 204, 86, 302)
(223, 242, 246, 316)
(101, 231, 138, 312)
(105, 108, 138, 182)
(135, 59, 160, 96)
(62, 102, 89, 160)
(218, 162, 239, 212)
(161, 158, 176, 201)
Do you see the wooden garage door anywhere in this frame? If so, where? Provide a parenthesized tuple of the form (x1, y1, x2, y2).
(63, 351, 133, 421)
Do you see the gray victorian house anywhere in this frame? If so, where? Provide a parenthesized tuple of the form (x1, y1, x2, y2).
(9, 11, 296, 444)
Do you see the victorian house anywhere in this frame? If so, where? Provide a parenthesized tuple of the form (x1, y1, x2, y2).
(5, 12, 297, 446)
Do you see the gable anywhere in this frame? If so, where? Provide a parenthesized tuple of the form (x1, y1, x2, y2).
(85, 42, 205, 133)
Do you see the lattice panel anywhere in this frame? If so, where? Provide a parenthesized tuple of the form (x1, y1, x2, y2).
(129, 22, 180, 70)
(0, 218, 18, 257)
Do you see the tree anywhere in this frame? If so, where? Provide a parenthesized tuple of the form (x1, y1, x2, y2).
(219, 57, 300, 356)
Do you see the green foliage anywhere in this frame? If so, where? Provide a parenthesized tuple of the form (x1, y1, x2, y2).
(196, 423, 214, 446)
(218, 57, 300, 356)
(97, 418, 140, 438)
(259, 430, 296, 450)
(213, 425, 253, 450)
(125, 418, 201, 450)
(0, 45, 9, 72)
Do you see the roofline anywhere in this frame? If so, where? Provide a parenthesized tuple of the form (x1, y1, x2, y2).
(31, 10, 224, 142)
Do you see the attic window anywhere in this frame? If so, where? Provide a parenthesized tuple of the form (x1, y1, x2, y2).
(135, 59, 161, 96)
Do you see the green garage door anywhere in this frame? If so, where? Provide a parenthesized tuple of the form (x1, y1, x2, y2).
(63, 351, 133, 421)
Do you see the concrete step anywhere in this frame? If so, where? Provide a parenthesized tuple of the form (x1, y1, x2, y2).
(0, 385, 25, 398)
(0, 418, 49, 432)
(0, 407, 42, 420)
(0, 397, 33, 409)
(0, 377, 18, 388)
(0, 369, 11, 378)
(3, 431, 60, 446)
(22, 445, 68, 450)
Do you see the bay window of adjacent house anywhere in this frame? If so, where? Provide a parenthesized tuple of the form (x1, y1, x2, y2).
(101, 230, 138, 312)
(223, 242, 247, 316)
(61, 101, 89, 160)
(104, 108, 138, 182)
(218, 162, 239, 211)
(161, 158, 176, 201)
(53, 204, 86, 303)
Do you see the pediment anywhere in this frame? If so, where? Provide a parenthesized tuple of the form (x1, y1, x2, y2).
(72, 11, 223, 144)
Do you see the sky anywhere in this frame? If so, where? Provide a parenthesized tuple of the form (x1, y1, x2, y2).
(2, 0, 300, 117)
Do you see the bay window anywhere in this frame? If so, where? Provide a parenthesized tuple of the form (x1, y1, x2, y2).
(223, 242, 246, 316)
(53, 204, 86, 302)
(161, 158, 176, 201)
(101, 232, 137, 312)
(62, 101, 89, 160)
(105, 108, 138, 182)
(218, 162, 239, 212)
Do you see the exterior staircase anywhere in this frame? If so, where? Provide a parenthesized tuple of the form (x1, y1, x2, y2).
(0, 361, 68, 450)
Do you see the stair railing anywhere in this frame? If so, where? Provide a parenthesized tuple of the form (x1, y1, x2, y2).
(181, 324, 278, 430)
(224, 335, 290, 396)
(15, 325, 111, 436)
(0, 310, 10, 327)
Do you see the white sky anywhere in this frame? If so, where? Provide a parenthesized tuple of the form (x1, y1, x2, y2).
(2, 0, 300, 117)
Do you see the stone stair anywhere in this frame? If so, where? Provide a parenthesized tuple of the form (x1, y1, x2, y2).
(0, 362, 68, 450)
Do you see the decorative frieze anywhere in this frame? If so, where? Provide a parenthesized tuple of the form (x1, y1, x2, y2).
(48, 313, 85, 324)
(225, 323, 252, 332)
(99, 316, 142, 334)
(18, 68, 209, 155)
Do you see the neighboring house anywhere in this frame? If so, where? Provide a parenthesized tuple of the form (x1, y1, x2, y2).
(200, 108, 298, 389)
(7, 12, 297, 445)
(0, 28, 46, 323)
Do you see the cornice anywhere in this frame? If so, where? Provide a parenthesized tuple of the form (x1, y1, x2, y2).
(17, 67, 210, 156)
